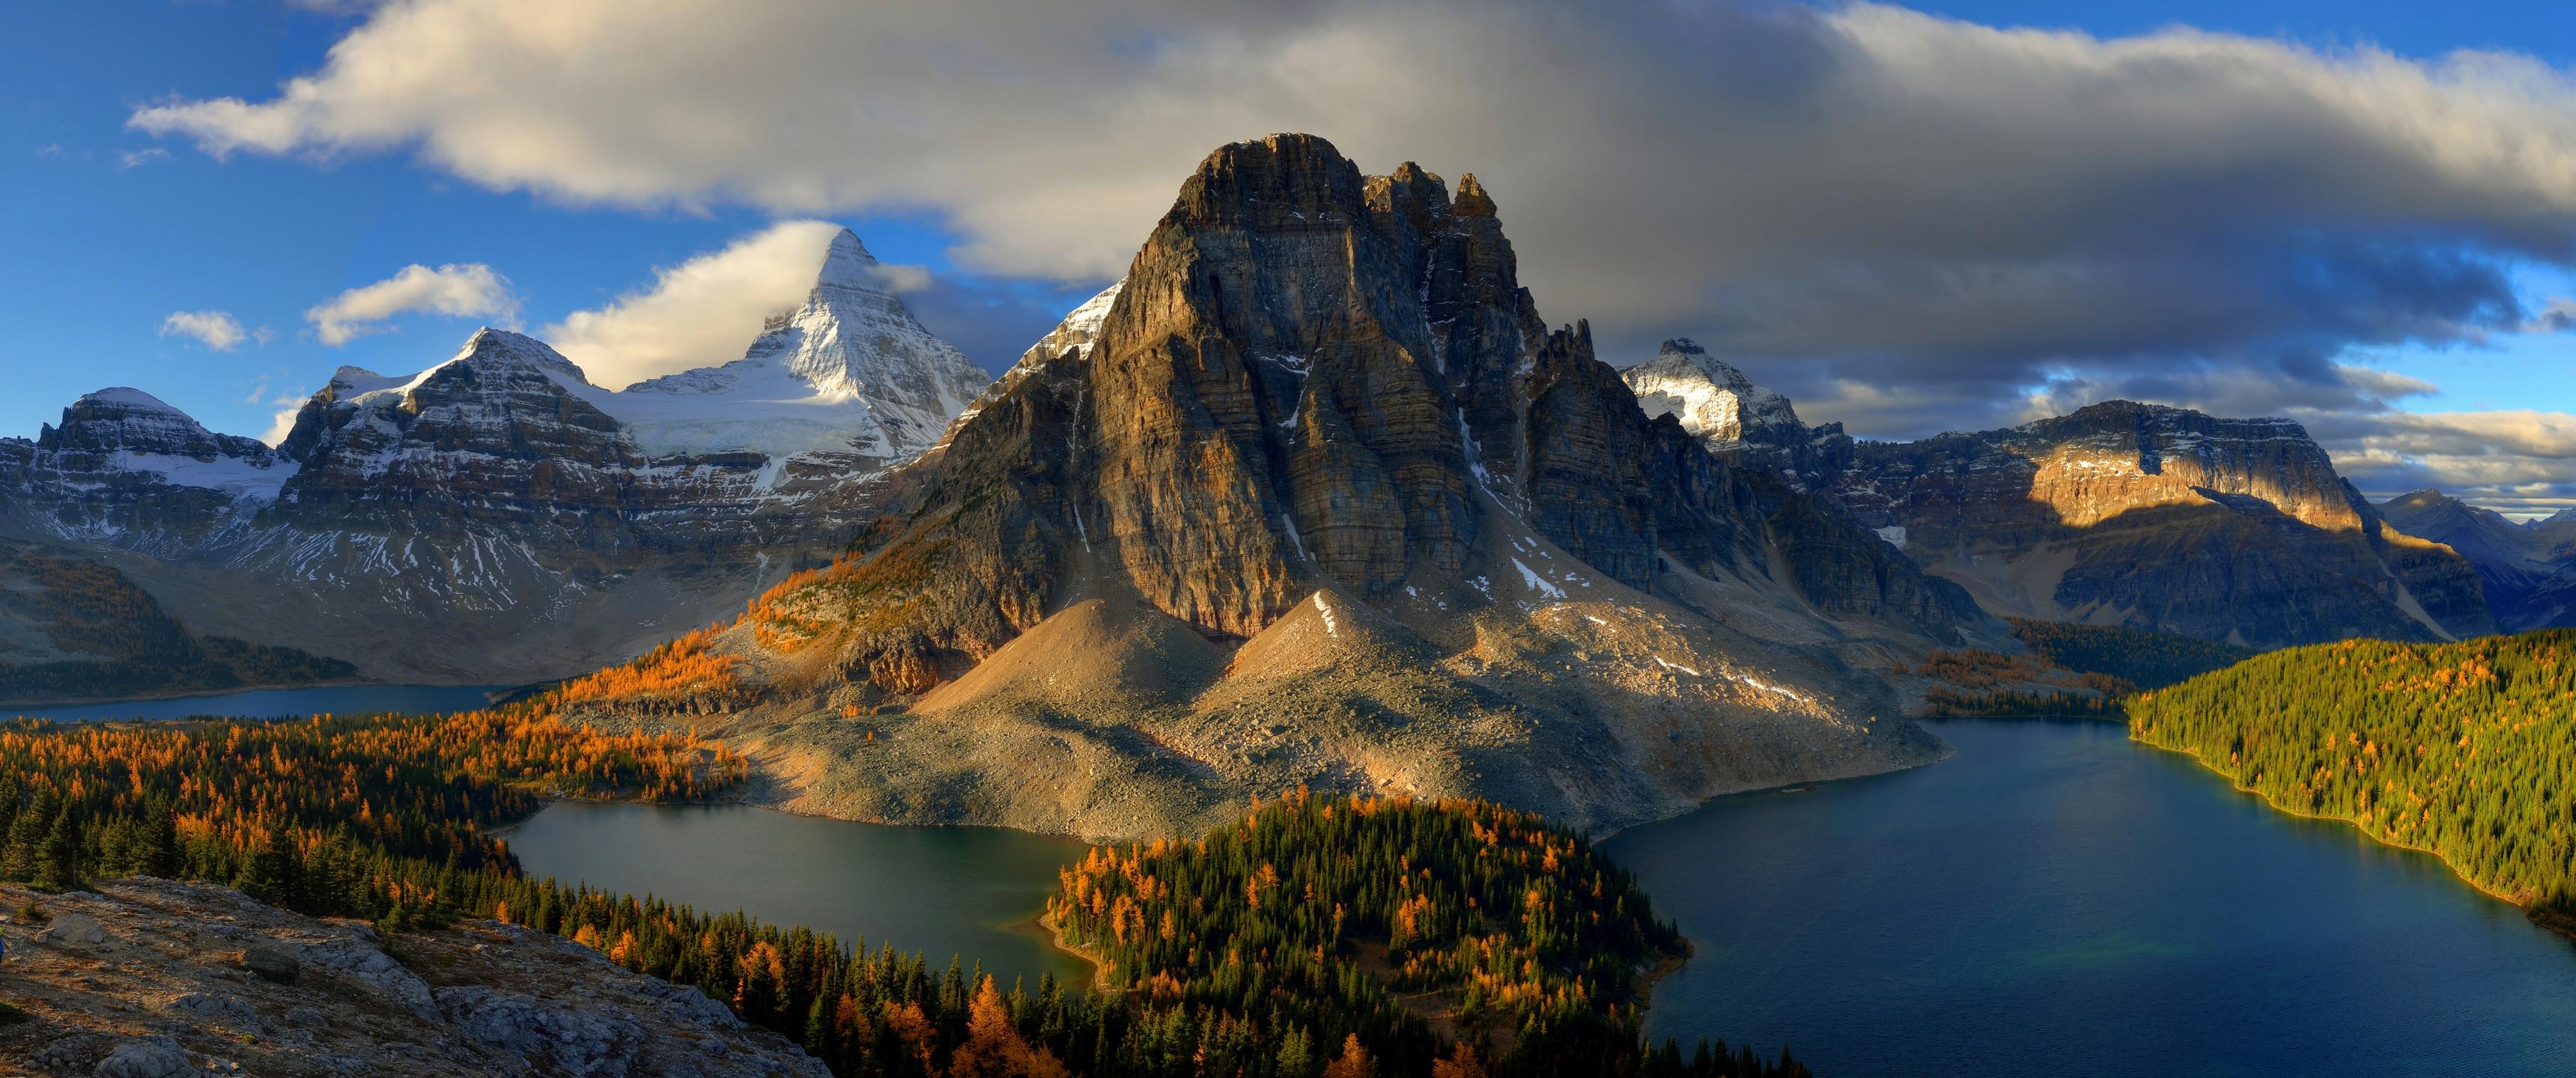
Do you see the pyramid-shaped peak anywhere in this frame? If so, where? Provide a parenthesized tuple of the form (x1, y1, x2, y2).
(816, 228, 883, 292)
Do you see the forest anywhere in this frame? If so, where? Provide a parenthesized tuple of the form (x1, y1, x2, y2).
(0, 708, 1806, 1078)
(2127, 630, 2576, 922)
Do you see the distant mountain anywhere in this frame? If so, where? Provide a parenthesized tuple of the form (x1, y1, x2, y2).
(0, 229, 988, 683)
(1623, 347, 2494, 648)
(0, 535, 352, 702)
(2379, 490, 2576, 630)
(571, 135, 2005, 841)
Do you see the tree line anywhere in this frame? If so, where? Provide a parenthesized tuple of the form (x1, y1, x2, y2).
(2127, 630, 2576, 921)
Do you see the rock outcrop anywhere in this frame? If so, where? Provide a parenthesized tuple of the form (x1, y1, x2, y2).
(619, 135, 2000, 841)
(1625, 350, 2496, 648)
(0, 878, 827, 1078)
(0, 230, 988, 684)
(2381, 489, 2576, 630)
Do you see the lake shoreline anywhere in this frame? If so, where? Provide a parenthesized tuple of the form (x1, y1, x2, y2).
(0, 677, 380, 712)
(2131, 733, 2572, 941)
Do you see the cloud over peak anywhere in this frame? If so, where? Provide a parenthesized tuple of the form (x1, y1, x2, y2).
(124, 0, 2576, 506)
(543, 219, 844, 389)
(306, 263, 517, 345)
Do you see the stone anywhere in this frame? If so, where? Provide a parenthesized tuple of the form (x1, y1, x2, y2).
(91, 1036, 189, 1078)
(296, 937, 437, 1022)
(242, 943, 299, 984)
(37, 913, 107, 945)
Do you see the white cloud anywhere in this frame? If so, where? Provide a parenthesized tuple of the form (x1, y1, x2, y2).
(260, 403, 306, 447)
(124, 0, 2576, 506)
(306, 263, 517, 345)
(542, 220, 842, 389)
(160, 310, 250, 351)
(116, 147, 169, 170)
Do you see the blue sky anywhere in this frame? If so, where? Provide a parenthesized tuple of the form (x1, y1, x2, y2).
(7, 0, 2576, 510)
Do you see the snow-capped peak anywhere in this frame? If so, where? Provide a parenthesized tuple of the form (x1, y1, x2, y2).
(78, 386, 187, 413)
(1620, 338, 1803, 449)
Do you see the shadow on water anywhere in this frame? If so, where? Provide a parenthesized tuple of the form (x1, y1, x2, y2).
(1601, 718, 2576, 1078)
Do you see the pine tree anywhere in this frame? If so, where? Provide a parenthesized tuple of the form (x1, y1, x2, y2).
(1, 787, 54, 881)
(35, 801, 82, 892)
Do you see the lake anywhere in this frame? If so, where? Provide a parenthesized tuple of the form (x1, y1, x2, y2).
(6, 683, 510, 722)
(502, 801, 1091, 988)
(1604, 719, 2576, 1077)
(488, 719, 2576, 1075)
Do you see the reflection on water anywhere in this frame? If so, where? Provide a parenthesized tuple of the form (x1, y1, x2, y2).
(504, 801, 1092, 987)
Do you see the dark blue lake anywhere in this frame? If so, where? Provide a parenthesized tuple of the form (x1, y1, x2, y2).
(7, 683, 509, 722)
(1604, 719, 2576, 1077)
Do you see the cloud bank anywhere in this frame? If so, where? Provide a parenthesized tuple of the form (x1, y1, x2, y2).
(306, 263, 517, 345)
(130, 0, 2576, 505)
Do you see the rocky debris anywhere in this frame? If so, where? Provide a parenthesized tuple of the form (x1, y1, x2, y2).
(1626, 345, 2497, 648)
(0, 228, 987, 685)
(437, 986, 643, 1077)
(0, 879, 827, 1078)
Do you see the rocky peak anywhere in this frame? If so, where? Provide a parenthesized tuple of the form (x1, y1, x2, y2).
(750, 132, 1986, 692)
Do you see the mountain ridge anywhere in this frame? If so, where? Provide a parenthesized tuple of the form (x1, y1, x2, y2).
(1621, 347, 2496, 648)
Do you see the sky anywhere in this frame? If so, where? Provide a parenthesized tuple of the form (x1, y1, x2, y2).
(4, 1, 2575, 514)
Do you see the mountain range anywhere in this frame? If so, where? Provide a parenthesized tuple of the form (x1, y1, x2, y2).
(1625, 339, 2495, 649)
(0, 133, 2538, 838)
(2378, 489, 2576, 631)
(0, 231, 985, 686)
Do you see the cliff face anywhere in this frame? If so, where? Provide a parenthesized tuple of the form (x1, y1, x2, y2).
(2381, 490, 2576, 630)
(0, 232, 988, 683)
(1622, 350, 2494, 648)
(653, 135, 1996, 841)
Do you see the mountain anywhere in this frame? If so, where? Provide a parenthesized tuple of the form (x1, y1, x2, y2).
(1623, 347, 2494, 648)
(2380, 490, 2576, 630)
(0, 230, 988, 683)
(0, 535, 353, 702)
(574, 135, 2004, 841)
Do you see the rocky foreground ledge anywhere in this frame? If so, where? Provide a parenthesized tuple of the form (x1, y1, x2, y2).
(0, 879, 827, 1077)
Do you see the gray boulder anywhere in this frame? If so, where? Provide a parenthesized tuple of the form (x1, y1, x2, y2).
(92, 1036, 188, 1078)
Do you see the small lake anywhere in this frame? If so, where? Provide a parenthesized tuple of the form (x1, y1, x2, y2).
(502, 801, 1091, 988)
(7, 683, 510, 722)
(1605, 719, 2576, 1077)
